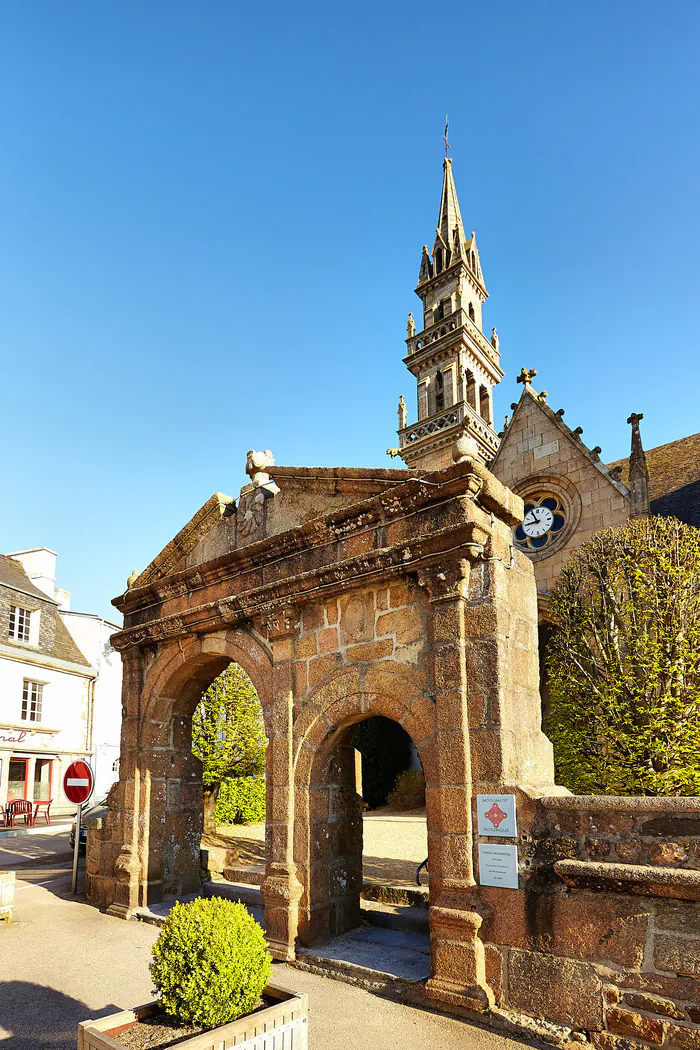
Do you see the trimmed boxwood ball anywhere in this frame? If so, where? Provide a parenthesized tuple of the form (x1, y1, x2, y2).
(150, 897, 272, 1028)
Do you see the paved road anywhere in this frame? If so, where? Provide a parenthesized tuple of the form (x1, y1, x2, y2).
(0, 861, 528, 1050)
(0, 825, 73, 870)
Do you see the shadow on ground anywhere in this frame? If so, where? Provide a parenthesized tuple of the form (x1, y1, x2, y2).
(0, 981, 121, 1050)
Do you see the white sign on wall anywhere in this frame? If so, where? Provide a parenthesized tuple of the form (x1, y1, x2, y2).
(476, 793, 517, 838)
(478, 843, 519, 889)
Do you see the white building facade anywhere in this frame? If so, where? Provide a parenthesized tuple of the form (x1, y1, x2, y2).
(0, 549, 122, 818)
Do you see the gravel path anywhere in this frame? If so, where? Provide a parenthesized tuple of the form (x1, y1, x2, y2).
(216, 807, 428, 886)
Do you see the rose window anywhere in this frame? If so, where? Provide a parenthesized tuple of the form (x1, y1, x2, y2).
(514, 494, 567, 552)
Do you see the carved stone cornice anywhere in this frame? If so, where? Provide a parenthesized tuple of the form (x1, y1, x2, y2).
(110, 460, 521, 652)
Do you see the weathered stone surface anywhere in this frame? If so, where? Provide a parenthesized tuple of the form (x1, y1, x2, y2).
(654, 933, 700, 977)
(623, 993, 686, 1020)
(375, 605, 424, 644)
(508, 949, 604, 1029)
(656, 901, 700, 932)
(649, 842, 688, 866)
(480, 890, 649, 968)
(484, 943, 504, 1006)
(606, 1007, 665, 1044)
(666, 1024, 700, 1050)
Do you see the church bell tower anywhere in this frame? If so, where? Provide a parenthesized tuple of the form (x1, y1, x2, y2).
(396, 155, 503, 470)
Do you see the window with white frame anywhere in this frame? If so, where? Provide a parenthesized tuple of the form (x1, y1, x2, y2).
(9, 605, 32, 643)
(21, 680, 43, 722)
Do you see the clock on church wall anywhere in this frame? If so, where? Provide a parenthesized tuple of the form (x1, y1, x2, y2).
(512, 479, 581, 559)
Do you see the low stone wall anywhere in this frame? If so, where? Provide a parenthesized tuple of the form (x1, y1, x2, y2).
(479, 796, 700, 1047)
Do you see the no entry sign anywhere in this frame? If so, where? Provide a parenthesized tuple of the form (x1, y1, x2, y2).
(63, 760, 94, 805)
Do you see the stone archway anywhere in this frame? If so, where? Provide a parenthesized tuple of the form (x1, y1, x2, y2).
(86, 455, 558, 1017)
(99, 628, 272, 916)
(290, 669, 437, 947)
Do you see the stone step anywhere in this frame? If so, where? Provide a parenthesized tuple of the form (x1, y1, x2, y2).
(201, 879, 263, 909)
(200, 844, 239, 876)
(223, 864, 265, 886)
(360, 880, 429, 909)
(360, 897, 429, 936)
(295, 926, 430, 1002)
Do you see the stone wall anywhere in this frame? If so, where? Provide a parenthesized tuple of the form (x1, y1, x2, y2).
(478, 796, 700, 1047)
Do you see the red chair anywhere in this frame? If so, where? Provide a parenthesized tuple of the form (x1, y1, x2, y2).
(6, 799, 36, 828)
(33, 799, 52, 825)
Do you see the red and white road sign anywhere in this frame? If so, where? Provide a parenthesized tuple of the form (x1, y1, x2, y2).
(63, 760, 94, 805)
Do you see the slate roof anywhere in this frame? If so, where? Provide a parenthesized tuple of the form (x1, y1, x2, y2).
(53, 615, 91, 667)
(0, 555, 91, 668)
(0, 555, 54, 603)
(607, 432, 700, 528)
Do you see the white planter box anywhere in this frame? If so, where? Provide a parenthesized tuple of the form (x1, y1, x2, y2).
(77, 982, 307, 1050)
(0, 871, 15, 923)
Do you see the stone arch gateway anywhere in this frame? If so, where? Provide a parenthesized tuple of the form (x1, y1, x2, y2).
(87, 455, 566, 1014)
(83, 455, 700, 1045)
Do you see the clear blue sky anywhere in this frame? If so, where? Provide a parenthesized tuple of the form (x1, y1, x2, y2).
(2, 1, 699, 622)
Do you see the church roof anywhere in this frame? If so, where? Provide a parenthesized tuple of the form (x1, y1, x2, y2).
(607, 431, 700, 527)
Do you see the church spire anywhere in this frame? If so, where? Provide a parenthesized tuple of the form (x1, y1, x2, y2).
(434, 158, 466, 263)
(395, 149, 503, 470)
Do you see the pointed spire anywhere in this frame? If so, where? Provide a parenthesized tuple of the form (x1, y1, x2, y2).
(627, 412, 650, 517)
(434, 158, 466, 264)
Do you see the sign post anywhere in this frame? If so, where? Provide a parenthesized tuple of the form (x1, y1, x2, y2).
(63, 760, 94, 894)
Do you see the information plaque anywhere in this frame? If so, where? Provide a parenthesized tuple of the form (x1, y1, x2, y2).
(476, 793, 517, 837)
(478, 843, 519, 889)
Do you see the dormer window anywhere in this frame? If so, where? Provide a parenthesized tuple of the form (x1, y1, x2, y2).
(9, 605, 32, 643)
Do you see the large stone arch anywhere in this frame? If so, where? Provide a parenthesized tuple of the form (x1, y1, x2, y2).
(107, 628, 272, 915)
(290, 662, 438, 946)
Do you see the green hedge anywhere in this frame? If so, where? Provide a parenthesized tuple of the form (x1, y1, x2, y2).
(215, 776, 266, 825)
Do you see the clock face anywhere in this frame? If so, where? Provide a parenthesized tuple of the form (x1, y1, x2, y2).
(514, 495, 567, 553)
(522, 506, 554, 537)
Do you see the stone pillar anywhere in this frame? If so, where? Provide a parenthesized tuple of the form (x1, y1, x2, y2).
(260, 614, 304, 962)
(421, 554, 493, 1013)
(107, 647, 147, 919)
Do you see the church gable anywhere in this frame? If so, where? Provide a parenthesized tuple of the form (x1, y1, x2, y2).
(492, 382, 632, 595)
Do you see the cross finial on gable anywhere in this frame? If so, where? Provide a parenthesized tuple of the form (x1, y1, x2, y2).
(627, 412, 644, 427)
(517, 367, 537, 387)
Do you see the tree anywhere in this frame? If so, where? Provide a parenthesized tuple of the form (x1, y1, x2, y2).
(192, 663, 267, 835)
(546, 516, 700, 796)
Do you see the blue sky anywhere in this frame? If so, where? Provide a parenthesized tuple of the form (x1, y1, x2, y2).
(2, 1, 699, 621)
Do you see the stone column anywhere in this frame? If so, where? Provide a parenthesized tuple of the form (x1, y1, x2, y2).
(421, 555, 493, 1013)
(107, 646, 147, 919)
(259, 612, 304, 962)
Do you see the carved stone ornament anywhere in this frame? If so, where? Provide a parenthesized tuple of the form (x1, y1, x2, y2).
(418, 559, 472, 601)
(217, 599, 241, 624)
(111, 627, 149, 652)
(262, 609, 299, 639)
(238, 492, 264, 538)
(149, 616, 187, 640)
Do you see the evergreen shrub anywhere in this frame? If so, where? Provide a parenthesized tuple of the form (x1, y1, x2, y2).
(216, 776, 266, 824)
(150, 897, 272, 1028)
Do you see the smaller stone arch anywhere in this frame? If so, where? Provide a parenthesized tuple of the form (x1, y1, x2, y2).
(289, 662, 437, 946)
